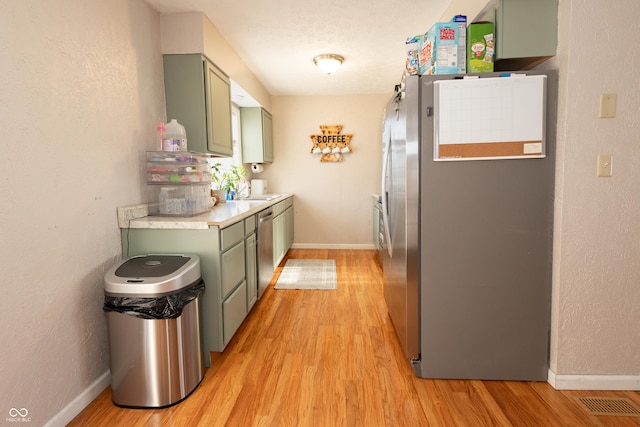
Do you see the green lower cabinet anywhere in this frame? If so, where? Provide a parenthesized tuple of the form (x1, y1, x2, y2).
(223, 280, 247, 345)
(273, 213, 284, 269)
(245, 233, 258, 310)
(221, 240, 245, 298)
(120, 219, 252, 367)
(284, 206, 294, 250)
(273, 197, 294, 268)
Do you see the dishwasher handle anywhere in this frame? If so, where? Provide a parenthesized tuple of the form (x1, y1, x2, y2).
(258, 211, 273, 222)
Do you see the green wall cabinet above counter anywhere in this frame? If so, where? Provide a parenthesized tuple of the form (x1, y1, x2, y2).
(478, 0, 558, 71)
(241, 107, 273, 164)
(163, 54, 233, 157)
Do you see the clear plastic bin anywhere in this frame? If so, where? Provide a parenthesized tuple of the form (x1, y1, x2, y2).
(148, 183, 212, 217)
(146, 151, 213, 217)
(146, 151, 211, 184)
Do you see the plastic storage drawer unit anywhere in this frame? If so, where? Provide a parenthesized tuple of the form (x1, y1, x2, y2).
(103, 254, 205, 408)
(146, 151, 213, 217)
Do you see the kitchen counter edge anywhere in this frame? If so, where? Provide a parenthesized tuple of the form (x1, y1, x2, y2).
(118, 194, 293, 230)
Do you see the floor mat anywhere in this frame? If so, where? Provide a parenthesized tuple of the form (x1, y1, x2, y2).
(274, 259, 337, 290)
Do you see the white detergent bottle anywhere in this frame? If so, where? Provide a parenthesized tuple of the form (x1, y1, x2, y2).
(163, 119, 187, 151)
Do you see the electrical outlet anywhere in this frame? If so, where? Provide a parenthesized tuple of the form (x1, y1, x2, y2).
(599, 94, 617, 118)
(597, 154, 613, 177)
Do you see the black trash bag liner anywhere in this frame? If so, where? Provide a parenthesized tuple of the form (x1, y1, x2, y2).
(103, 279, 205, 320)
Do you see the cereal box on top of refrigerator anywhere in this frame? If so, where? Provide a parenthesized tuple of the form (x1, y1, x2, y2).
(405, 35, 424, 75)
(418, 22, 459, 75)
(451, 15, 467, 74)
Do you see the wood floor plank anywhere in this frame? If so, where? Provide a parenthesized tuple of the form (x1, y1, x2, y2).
(68, 249, 640, 427)
(438, 380, 513, 426)
(528, 382, 609, 427)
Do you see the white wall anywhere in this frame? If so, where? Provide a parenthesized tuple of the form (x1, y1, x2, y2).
(263, 94, 389, 248)
(0, 0, 165, 424)
(541, 0, 640, 385)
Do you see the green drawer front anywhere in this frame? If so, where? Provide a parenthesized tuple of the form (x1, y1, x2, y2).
(221, 221, 244, 251)
(273, 200, 285, 216)
(284, 196, 293, 209)
(223, 280, 247, 345)
(221, 241, 246, 298)
(244, 214, 256, 235)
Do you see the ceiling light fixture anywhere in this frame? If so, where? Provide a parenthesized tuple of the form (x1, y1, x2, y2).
(313, 54, 344, 75)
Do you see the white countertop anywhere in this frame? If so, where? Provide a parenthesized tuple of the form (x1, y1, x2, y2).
(118, 194, 292, 230)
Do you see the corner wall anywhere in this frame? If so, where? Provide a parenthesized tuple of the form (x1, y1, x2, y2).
(541, 0, 640, 389)
(0, 1, 166, 424)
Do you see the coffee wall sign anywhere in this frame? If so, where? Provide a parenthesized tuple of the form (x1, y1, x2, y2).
(310, 125, 353, 162)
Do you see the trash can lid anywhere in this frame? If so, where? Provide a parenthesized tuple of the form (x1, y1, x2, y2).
(104, 254, 201, 296)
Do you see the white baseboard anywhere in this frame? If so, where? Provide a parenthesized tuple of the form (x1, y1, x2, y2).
(548, 370, 640, 390)
(291, 243, 377, 250)
(45, 371, 110, 427)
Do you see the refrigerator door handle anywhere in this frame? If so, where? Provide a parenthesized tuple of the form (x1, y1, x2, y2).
(381, 132, 393, 258)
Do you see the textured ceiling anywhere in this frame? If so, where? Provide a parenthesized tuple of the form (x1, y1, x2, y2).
(146, 0, 451, 96)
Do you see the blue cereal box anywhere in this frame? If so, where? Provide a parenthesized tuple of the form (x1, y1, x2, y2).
(418, 22, 459, 75)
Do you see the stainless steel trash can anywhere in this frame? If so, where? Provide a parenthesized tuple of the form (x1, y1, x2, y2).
(103, 254, 205, 408)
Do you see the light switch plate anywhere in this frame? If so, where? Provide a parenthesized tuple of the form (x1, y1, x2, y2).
(597, 154, 613, 177)
(599, 94, 617, 118)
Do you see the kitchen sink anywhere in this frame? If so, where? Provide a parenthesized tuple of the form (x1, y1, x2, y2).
(238, 194, 281, 201)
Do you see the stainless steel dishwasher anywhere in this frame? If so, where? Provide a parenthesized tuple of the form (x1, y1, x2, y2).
(257, 207, 274, 298)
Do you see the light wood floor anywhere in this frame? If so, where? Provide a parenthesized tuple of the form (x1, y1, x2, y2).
(70, 249, 640, 426)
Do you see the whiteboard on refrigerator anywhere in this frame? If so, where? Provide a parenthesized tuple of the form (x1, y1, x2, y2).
(433, 75, 546, 161)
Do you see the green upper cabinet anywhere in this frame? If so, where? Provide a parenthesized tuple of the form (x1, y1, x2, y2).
(479, 0, 558, 71)
(241, 107, 273, 164)
(163, 54, 233, 157)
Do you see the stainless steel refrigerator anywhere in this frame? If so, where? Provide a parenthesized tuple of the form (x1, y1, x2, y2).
(381, 71, 556, 380)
